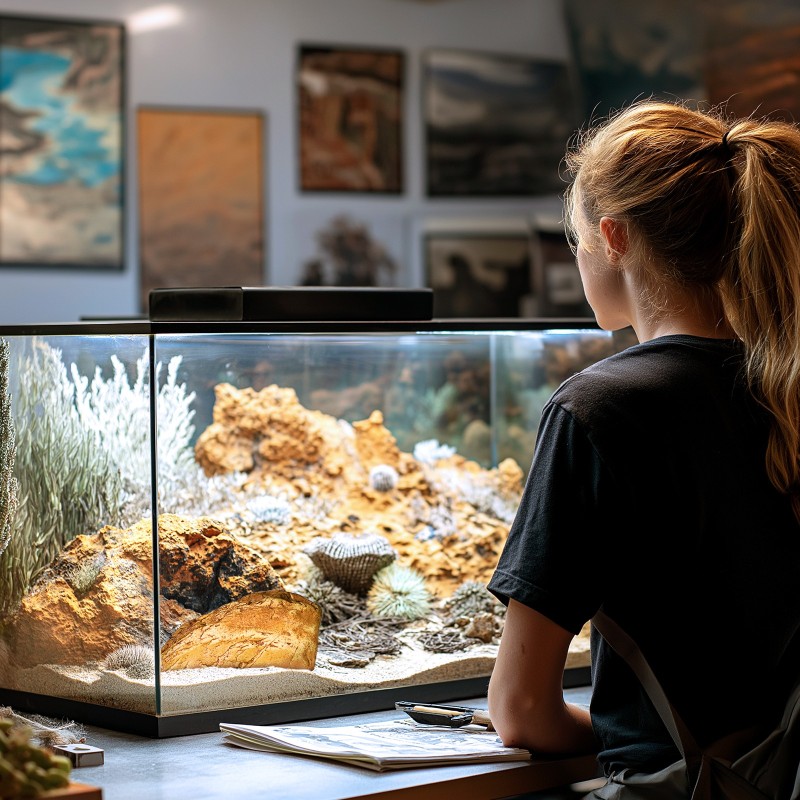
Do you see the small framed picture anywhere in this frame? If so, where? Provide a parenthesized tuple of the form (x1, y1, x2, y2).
(422, 219, 535, 317)
(531, 218, 594, 318)
(297, 44, 404, 193)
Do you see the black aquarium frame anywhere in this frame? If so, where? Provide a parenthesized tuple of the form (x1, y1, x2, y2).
(0, 306, 601, 737)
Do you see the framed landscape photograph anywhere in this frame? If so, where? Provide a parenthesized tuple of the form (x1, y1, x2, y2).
(423, 48, 577, 197)
(137, 106, 265, 311)
(423, 219, 535, 317)
(297, 44, 404, 193)
(0, 14, 125, 269)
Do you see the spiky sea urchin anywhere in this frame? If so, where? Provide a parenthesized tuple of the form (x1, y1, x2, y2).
(103, 644, 155, 679)
(366, 563, 431, 621)
(369, 464, 399, 492)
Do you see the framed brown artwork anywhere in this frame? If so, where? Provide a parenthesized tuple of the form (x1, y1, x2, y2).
(137, 106, 265, 311)
(297, 44, 404, 193)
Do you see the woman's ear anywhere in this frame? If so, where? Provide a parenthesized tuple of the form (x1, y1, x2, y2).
(599, 216, 628, 264)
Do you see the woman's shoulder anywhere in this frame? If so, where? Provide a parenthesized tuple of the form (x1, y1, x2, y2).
(550, 335, 744, 417)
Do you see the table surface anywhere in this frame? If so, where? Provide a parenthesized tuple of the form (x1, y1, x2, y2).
(67, 688, 597, 800)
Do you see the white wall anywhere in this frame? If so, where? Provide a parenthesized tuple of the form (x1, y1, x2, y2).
(0, 0, 569, 323)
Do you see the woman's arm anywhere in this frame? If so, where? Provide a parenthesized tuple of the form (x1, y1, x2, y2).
(488, 598, 598, 754)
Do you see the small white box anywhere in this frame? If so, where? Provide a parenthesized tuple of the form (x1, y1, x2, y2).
(53, 743, 105, 768)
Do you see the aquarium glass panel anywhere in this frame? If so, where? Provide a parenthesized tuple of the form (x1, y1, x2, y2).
(0, 333, 158, 715)
(149, 329, 618, 717)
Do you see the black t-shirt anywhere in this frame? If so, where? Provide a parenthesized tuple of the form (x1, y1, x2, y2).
(488, 335, 800, 775)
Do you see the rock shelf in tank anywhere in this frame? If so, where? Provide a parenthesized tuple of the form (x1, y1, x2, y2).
(1, 380, 590, 715)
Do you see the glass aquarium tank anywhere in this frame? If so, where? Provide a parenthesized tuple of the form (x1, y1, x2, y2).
(0, 294, 636, 735)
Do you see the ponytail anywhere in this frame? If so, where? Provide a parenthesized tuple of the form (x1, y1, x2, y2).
(566, 101, 800, 520)
(720, 121, 800, 521)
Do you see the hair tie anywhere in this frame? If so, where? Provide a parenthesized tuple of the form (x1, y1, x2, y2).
(720, 130, 733, 156)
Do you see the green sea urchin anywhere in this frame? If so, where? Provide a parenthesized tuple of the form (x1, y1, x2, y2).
(366, 563, 431, 620)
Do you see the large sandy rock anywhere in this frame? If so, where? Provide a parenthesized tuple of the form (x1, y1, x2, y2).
(7, 515, 283, 667)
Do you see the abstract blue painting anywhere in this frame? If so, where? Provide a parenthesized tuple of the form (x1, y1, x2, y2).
(0, 15, 124, 269)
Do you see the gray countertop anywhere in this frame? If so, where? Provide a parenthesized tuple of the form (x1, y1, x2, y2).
(66, 688, 597, 800)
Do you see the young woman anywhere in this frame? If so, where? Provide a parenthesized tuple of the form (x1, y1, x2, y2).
(487, 100, 800, 797)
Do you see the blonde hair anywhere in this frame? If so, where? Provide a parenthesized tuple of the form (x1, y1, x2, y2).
(564, 99, 800, 521)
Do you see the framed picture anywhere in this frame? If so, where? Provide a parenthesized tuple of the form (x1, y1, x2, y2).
(137, 106, 265, 311)
(297, 44, 404, 193)
(285, 210, 407, 288)
(423, 219, 535, 317)
(0, 14, 125, 270)
(423, 48, 577, 197)
(563, 0, 705, 122)
(531, 218, 593, 318)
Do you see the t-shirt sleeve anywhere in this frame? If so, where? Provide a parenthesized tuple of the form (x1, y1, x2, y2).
(487, 400, 612, 635)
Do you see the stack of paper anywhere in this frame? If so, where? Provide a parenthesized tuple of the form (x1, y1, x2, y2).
(220, 719, 531, 772)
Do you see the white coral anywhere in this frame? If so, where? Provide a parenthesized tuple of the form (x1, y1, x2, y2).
(413, 438, 456, 465)
(247, 494, 291, 525)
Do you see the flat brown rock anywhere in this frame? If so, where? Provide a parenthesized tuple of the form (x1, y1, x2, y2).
(160, 590, 321, 670)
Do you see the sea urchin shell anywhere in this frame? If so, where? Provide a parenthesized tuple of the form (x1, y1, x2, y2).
(303, 532, 397, 595)
(369, 464, 399, 492)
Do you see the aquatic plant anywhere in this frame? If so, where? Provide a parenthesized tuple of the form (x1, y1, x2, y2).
(0, 339, 123, 621)
(368, 464, 398, 492)
(413, 438, 456, 465)
(104, 643, 156, 679)
(247, 494, 291, 525)
(0, 339, 17, 559)
(366, 563, 431, 621)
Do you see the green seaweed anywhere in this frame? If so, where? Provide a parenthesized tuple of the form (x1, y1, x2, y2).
(0, 339, 122, 622)
(0, 339, 17, 561)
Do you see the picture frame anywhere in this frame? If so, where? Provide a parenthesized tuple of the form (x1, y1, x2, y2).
(423, 48, 578, 197)
(422, 218, 536, 318)
(297, 43, 404, 193)
(137, 106, 266, 311)
(285, 210, 407, 288)
(531, 216, 594, 318)
(0, 13, 125, 270)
